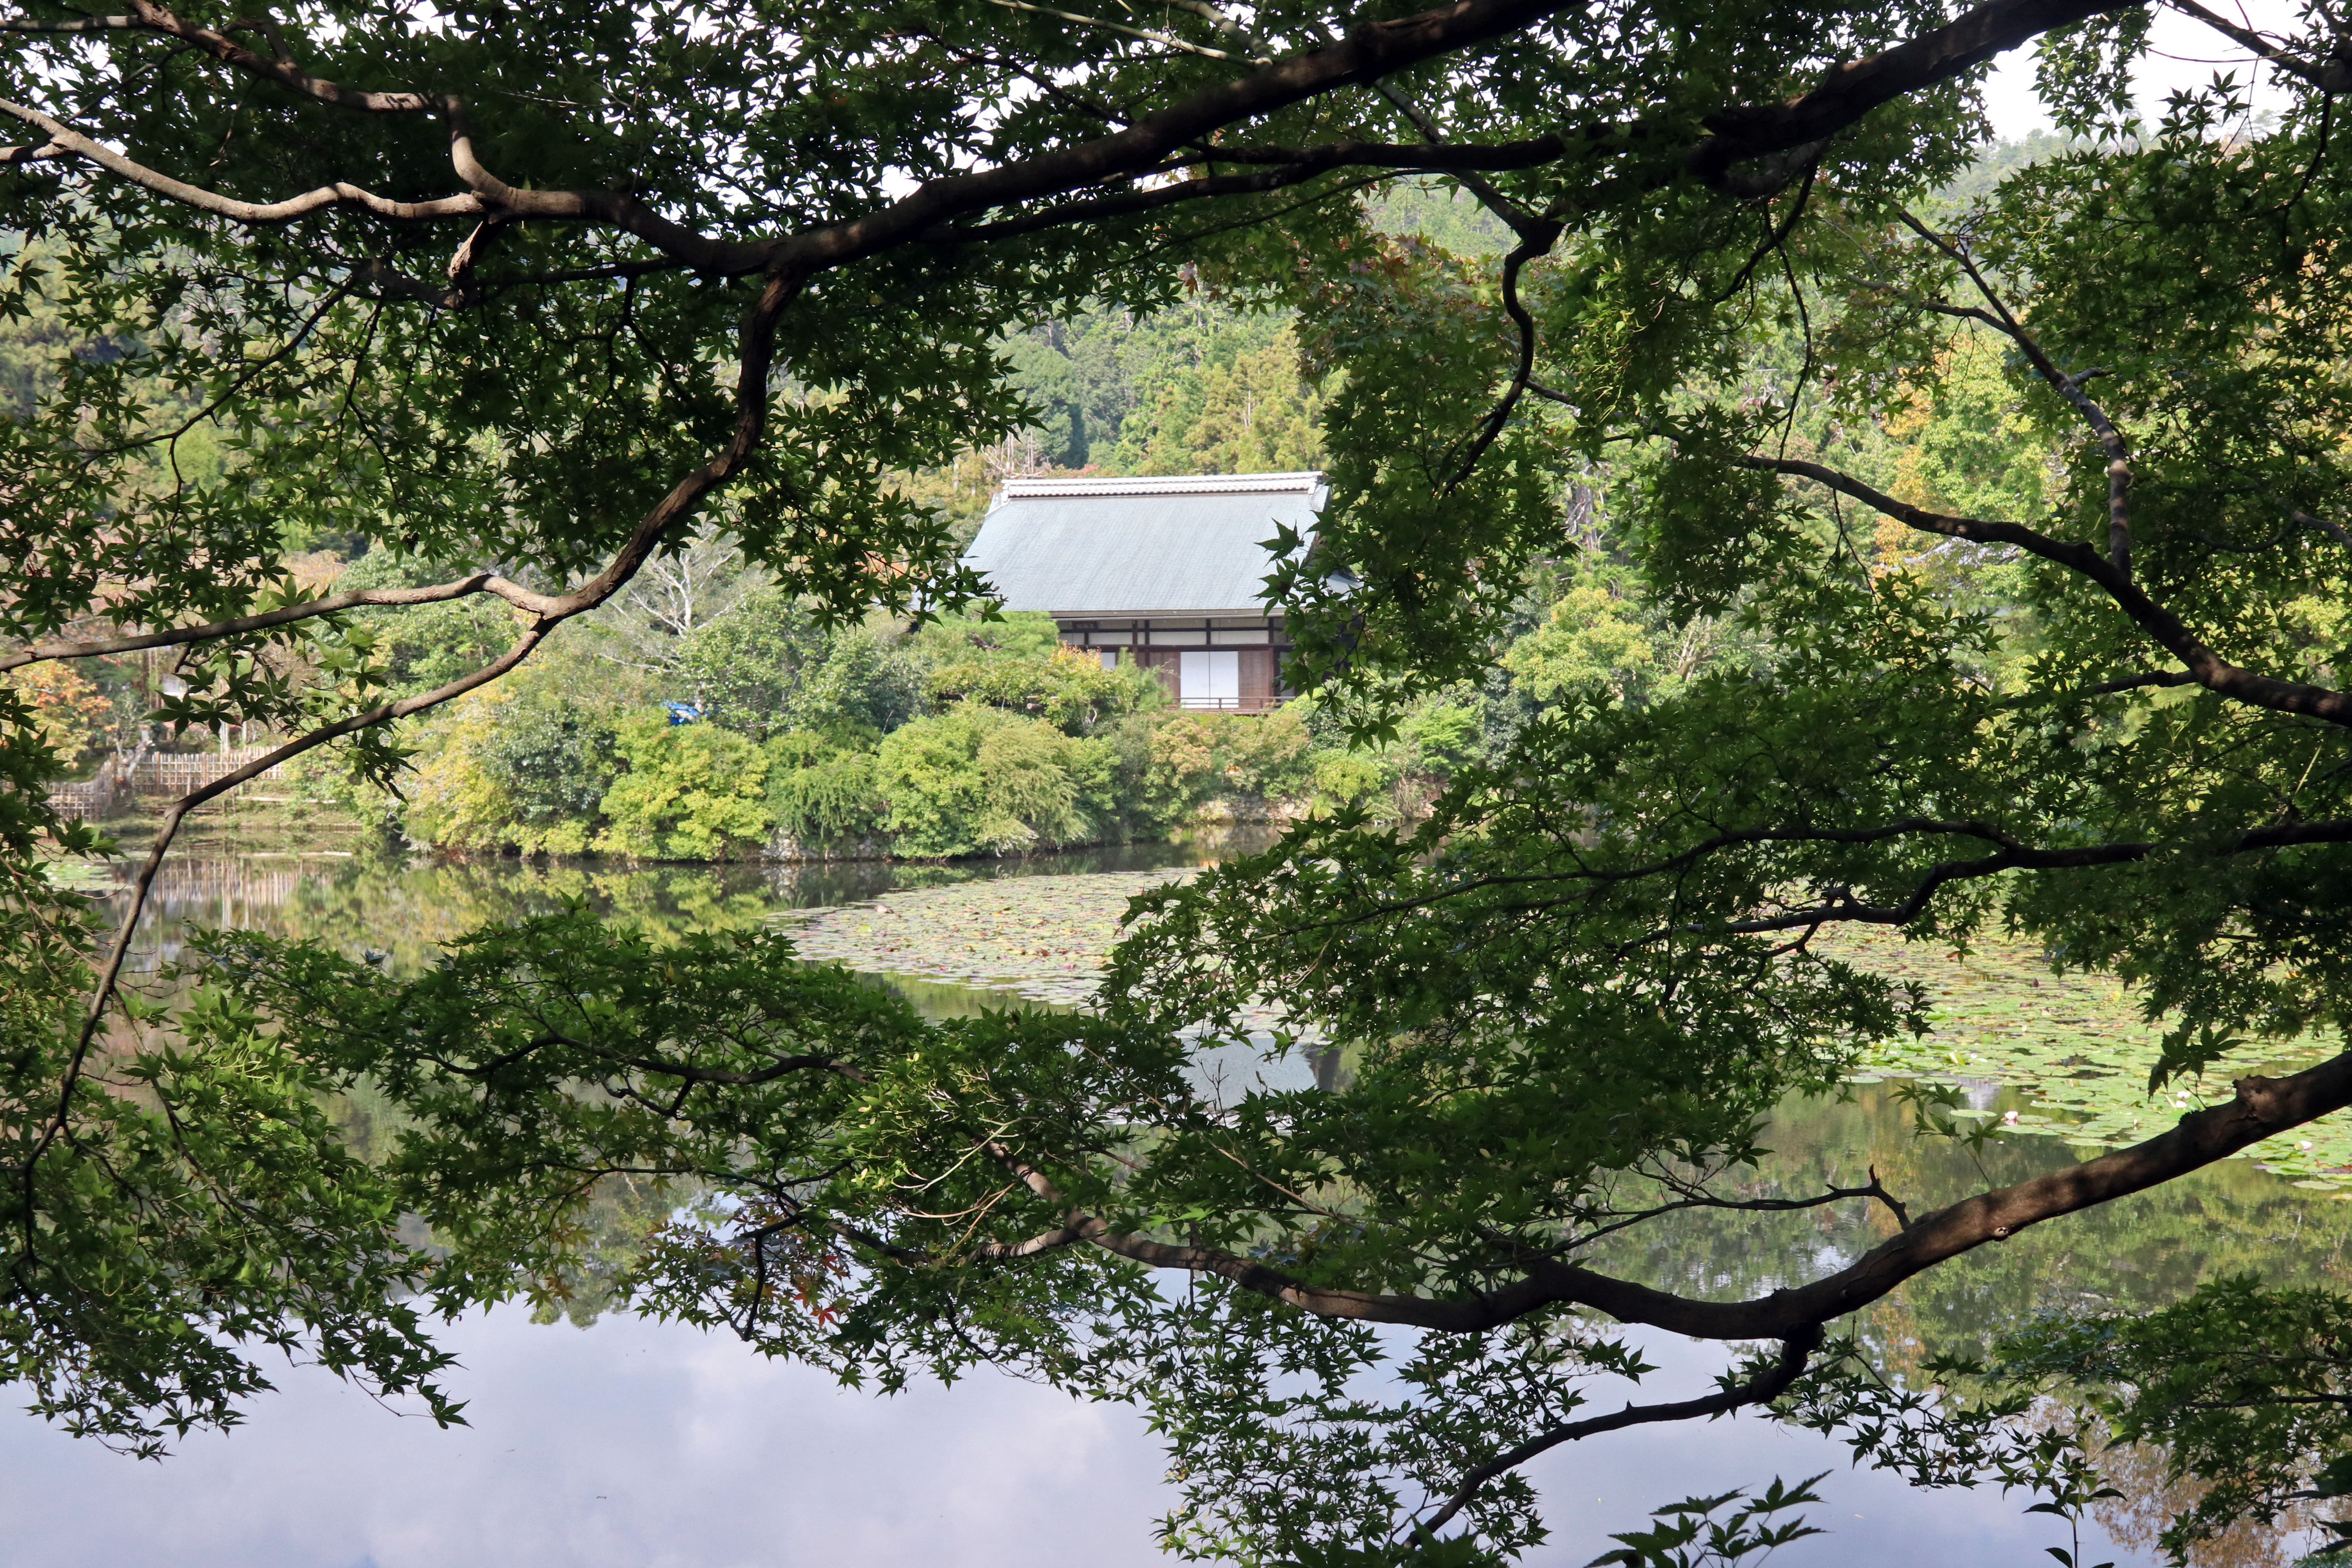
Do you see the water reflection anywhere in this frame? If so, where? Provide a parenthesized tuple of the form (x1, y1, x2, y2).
(26, 831, 2343, 1566)
(101, 830, 1271, 986)
(0, 1304, 2172, 1568)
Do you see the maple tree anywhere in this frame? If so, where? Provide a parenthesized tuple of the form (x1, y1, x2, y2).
(8, 0, 2352, 1559)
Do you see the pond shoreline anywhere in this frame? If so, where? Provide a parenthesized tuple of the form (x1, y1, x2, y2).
(78, 798, 1286, 870)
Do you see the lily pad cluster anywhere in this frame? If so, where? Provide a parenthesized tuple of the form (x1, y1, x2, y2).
(775, 870, 2350, 1188)
(1821, 926, 2347, 1191)
(771, 868, 1199, 1011)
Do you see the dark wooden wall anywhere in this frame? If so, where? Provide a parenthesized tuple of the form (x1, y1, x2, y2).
(1239, 647, 1275, 702)
(1133, 648, 1181, 699)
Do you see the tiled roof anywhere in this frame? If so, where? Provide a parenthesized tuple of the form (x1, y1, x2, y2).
(960, 471, 1324, 618)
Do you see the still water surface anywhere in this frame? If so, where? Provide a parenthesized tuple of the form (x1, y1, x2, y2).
(4, 838, 2341, 1567)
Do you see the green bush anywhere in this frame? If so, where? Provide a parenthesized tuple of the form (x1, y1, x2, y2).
(673, 589, 925, 740)
(483, 692, 620, 827)
(595, 713, 775, 860)
(765, 731, 886, 843)
(874, 702, 1113, 857)
(1145, 702, 1323, 821)
(1397, 702, 1482, 777)
(385, 595, 1357, 858)
(1312, 750, 1402, 815)
(786, 628, 926, 738)
(1224, 701, 1320, 797)
(926, 642, 1162, 733)
(402, 686, 619, 855)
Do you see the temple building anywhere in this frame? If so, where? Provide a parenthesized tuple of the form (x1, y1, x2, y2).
(959, 471, 1323, 712)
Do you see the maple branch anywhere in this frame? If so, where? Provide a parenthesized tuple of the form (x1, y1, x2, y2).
(0, 96, 483, 223)
(1041, 1052, 2352, 1344)
(0, 3, 442, 112)
(29, 267, 809, 1264)
(0, 562, 619, 672)
(1744, 454, 2352, 727)
(980, 0, 1270, 62)
(2168, 0, 2352, 93)
(1444, 227, 1561, 491)
(1576, 1171, 1916, 1250)
(4, 0, 2144, 293)
(1898, 210, 2136, 580)
(1416, 1327, 1826, 1536)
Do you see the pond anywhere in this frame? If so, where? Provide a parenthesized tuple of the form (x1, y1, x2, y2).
(5, 834, 2343, 1568)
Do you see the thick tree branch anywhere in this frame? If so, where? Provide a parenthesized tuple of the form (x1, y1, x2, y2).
(6, 0, 2152, 291)
(1693, 840, 2147, 936)
(0, 96, 481, 222)
(1688, 0, 2140, 180)
(1710, 159, 1821, 303)
(2169, 0, 2352, 93)
(916, 161, 1359, 244)
(2294, 506, 2352, 551)
(0, 136, 65, 165)
(1363, 81, 1540, 234)
(436, 103, 765, 273)
(1744, 454, 2352, 727)
(0, 572, 590, 673)
(2, 3, 443, 112)
(993, 1051, 2352, 1346)
(1267, 814, 2352, 953)
(1445, 228, 1560, 491)
(1568, 1172, 1913, 1251)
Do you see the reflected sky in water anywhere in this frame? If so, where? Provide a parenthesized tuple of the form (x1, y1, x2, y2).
(16, 837, 2326, 1564)
(0, 1305, 2151, 1568)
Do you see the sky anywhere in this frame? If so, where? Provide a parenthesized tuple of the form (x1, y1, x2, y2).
(1981, 0, 2305, 138)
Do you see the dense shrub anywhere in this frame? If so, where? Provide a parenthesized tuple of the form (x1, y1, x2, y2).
(1145, 702, 1319, 818)
(765, 732, 886, 843)
(926, 643, 1161, 733)
(784, 628, 926, 738)
(1396, 702, 1481, 775)
(382, 597, 1398, 858)
(906, 608, 1065, 663)
(595, 713, 774, 860)
(1310, 750, 1401, 815)
(674, 588, 924, 740)
(483, 693, 621, 828)
(404, 689, 604, 855)
(874, 703, 1114, 857)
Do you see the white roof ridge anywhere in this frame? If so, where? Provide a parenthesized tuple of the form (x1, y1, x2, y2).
(998, 470, 1321, 499)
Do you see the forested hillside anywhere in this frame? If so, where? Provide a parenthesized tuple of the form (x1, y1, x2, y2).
(898, 180, 1508, 534)
(0, 179, 1536, 858)
(4, 165, 2083, 867)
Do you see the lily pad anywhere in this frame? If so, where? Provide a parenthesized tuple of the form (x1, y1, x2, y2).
(1815, 925, 2345, 1182)
(769, 873, 2350, 1178)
